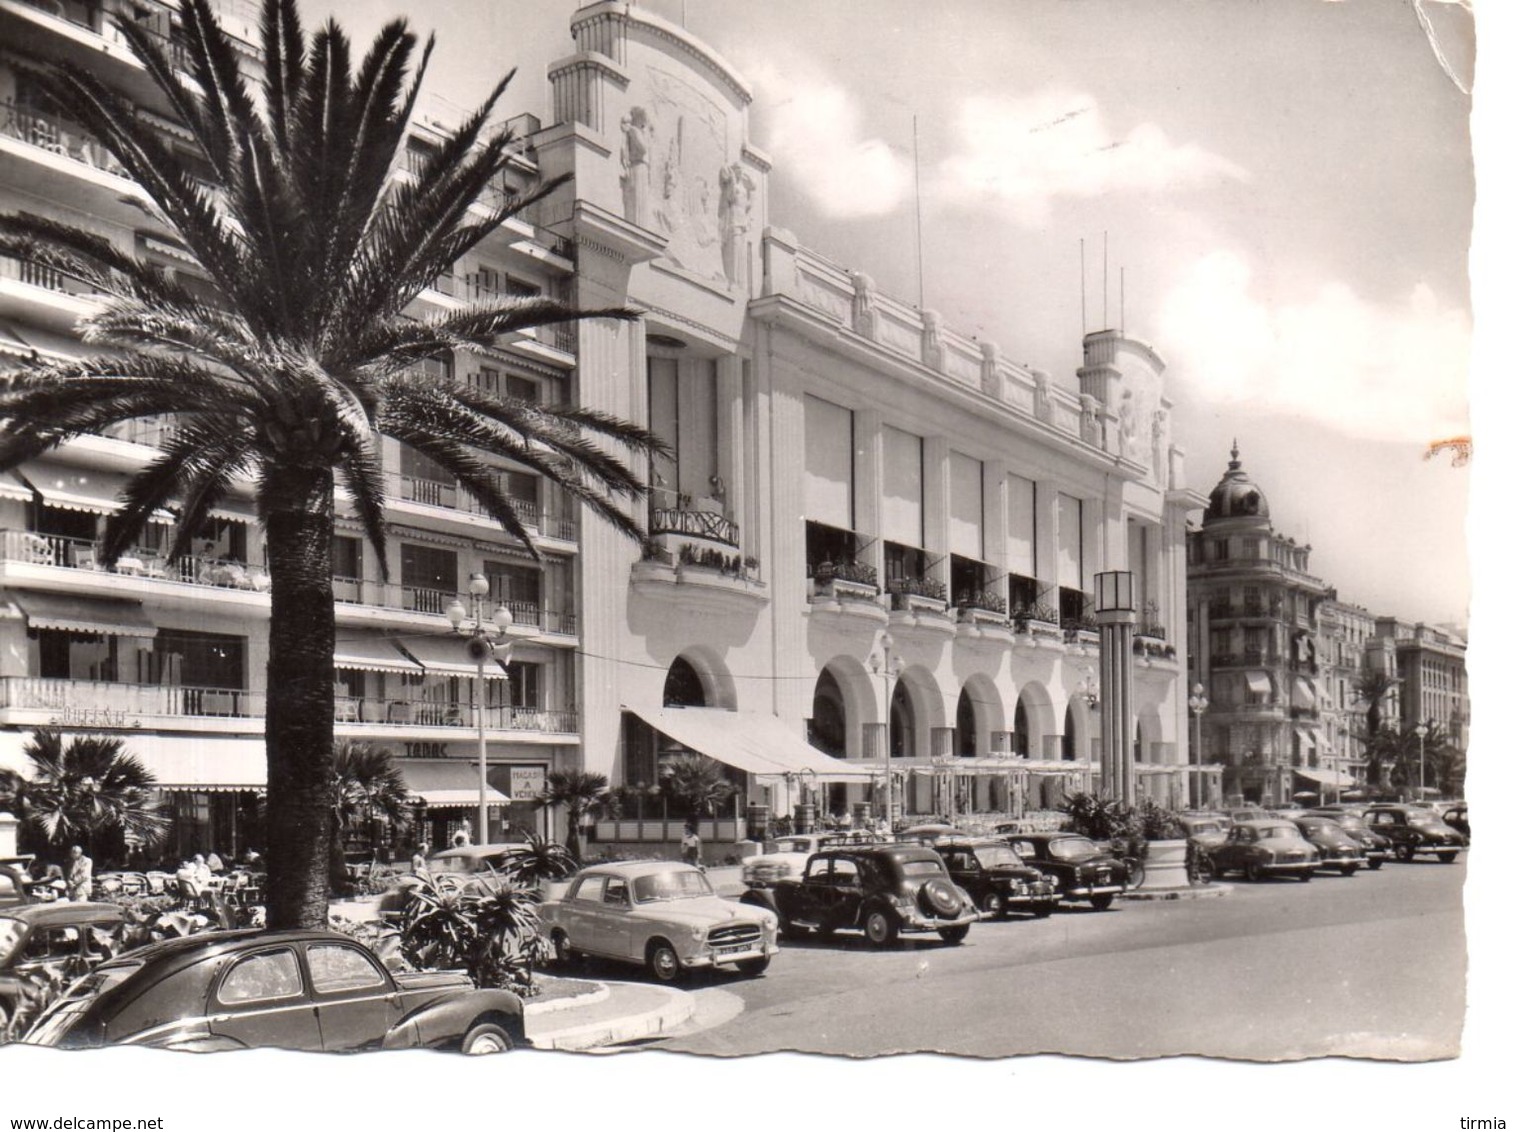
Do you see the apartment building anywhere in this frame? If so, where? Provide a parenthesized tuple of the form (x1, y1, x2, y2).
(0, 0, 583, 855)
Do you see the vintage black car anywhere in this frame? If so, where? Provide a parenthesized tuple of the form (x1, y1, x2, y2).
(934, 838, 1060, 918)
(1291, 817, 1367, 876)
(23, 929, 528, 1053)
(1440, 803, 1469, 842)
(742, 845, 978, 947)
(1001, 833, 1129, 911)
(1209, 819, 1319, 881)
(1302, 810, 1390, 869)
(0, 902, 127, 1034)
(1363, 805, 1465, 863)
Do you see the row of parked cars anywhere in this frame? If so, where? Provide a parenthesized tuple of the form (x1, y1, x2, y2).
(1180, 802, 1468, 882)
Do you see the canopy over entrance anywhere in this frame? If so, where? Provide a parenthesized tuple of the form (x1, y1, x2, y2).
(400, 760, 512, 808)
(628, 706, 873, 782)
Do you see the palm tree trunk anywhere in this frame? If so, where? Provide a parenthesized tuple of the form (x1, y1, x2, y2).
(262, 465, 337, 930)
(565, 804, 582, 862)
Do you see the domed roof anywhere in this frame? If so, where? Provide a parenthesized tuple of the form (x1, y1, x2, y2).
(1205, 442, 1269, 522)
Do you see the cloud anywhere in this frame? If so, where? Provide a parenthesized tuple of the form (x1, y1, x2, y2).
(934, 91, 1248, 224)
(1159, 251, 1470, 443)
(748, 64, 912, 219)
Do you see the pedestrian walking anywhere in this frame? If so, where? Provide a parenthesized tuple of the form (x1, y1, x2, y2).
(65, 845, 93, 901)
(680, 821, 702, 866)
(411, 842, 430, 875)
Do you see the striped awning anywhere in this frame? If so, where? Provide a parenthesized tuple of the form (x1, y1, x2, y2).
(333, 635, 423, 675)
(1244, 671, 1272, 695)
(399, 635, 510, 678)
(400, 759, 511, 808)
(17, 592, 156, 637)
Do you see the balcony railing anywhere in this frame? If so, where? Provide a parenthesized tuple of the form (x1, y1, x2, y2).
(390, 472, 569, 538)
(0, 677, 264, 720)
(955, 589, 1007, 616)
(0, 98, 130, 179)
(886, 576, 947, 605)
(0, 677, 576, 732)
(1, 530, 266, 589)
(649, 507, 739, 548)
(1, 255, 102, 300)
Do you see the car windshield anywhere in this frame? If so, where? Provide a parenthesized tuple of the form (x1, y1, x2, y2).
(0, 916, 24, 963)
(1186, 821, 1221, 835)
(1333, 815, 1365, 832)
(1047, 837, 1101, 861)
(972, 846, 1024, 869)
(1258, 826, 1297, 840)
(1406, 812, 1445, 828)
(632, 869, 715, 903)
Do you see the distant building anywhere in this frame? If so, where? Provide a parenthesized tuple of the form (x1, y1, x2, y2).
(1374, 617, 1468, 793)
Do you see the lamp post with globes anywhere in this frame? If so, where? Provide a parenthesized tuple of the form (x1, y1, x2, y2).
(1188, 682, 1209, 809)
(445, 573, 515, 844)
(870, 633, 902, 831)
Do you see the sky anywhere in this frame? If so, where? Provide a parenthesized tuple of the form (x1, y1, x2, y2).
(314, 0, 1476, 632)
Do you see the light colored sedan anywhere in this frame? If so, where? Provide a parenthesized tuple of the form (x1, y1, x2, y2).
(1211, 819, 1321, 882)
(540, 861, 779, 983)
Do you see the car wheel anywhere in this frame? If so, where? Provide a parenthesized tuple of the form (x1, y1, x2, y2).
(1438, 852, 1459, 865)
(979, 891, 1005, 917)
(550, 929, 575, 966)
(938, 925, 970, 945)
(777, 914, 806, 941)
(1395, 843, 1415, 862)
(646, 939, 684, 983)
(1089, 893, 1115, 911)
(1368, 859, 1384, 871)
(1033, 903, 1055, 918)
(863, 908, 899, 947)
(460, 1021, 515, 1055)
(736, 956, 771, 976)
(1298, 871, 1312, 882)
(1245, 862, 1263, 882)
(1340, 865, 1358, 877)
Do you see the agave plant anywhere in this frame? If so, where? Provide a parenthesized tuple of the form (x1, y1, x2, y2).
(397, 875, 478, 972)
(469, 875, 549, 994)
(503, 833, 577, 888)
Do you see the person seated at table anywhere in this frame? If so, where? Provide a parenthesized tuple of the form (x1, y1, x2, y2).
(206, 851, 225, 874)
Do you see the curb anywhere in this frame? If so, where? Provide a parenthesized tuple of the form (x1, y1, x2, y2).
(1122, 882, 1234, 901)
(527, 982, 698, 1052)
(524, 980, 611, 1016)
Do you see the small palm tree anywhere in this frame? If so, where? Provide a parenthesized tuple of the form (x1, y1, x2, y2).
(330, 740, 411, 893)
(0, 0, 666, 929)
(536, 769, 607, 861)
(659, 753, 736, 819)
(0, 730, 166, 858)
(503, 832, 577, 887)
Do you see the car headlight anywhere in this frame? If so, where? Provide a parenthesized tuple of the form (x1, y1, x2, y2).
(690, 926, 705, 942)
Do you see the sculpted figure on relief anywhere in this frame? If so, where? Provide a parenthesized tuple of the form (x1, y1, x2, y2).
(620, 106, 653, 228)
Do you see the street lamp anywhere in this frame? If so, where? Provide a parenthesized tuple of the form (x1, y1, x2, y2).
(870, 632, 902, 830)
(1188, 682, 1209, 808)
(1414, 721, 1428, 800)
(445, 573, 515, 845)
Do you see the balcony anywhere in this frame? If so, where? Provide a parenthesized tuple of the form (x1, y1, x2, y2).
(0, 98, 130, 178)
(387, 472, 574, 543)
(0, 676, 576, 733)
(649, 506, 739, 549)
(1, 255, 103, 302)
(1, 529, 268, 591)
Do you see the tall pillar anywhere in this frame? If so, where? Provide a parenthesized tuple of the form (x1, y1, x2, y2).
(1095, 571, 1137, 805)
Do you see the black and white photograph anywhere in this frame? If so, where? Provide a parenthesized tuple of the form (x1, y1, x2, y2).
(0, 0, 1504, 1125)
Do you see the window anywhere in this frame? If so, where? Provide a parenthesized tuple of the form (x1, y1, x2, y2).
(504, 662, 541, 709)
(506, 374, 539, 402)
(332, 536, 361, 580)
(501, 470, 538, 507)
(603, 879, 629, 906)
(829, 858, 859, 885)
(22, 926, 81, 962)
(219, 949, 302, 1004)
(1213, 538, 1230, 561)
(154, 629, 245, 689)
(486, 562, 540, 609)
(400, 544, 457, 596)
(573, 875, 607, 903)
(307, 945, 386, 994)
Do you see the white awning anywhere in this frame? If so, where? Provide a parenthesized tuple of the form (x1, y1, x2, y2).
(333, 635, 423, 675)
(399, 635, 509, 677)
(1244, 671, 1272, 695)
(140, 735, 268, 791)
(629, 706, 874, 782)
(399, 759, 511, 808)
(1291, 677, 1317, 710)
(1294, 767, 1355, 788)
(18, 592, 157, 637)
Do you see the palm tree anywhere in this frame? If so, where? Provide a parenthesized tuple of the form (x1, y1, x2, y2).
(536, 769, 607, 861)
(0, 730, 166, 859)
(0, 0, 664, 928)
(1353, 671, 1399, 787)
(503, 832, 577, 887)
(329, 740, 410, 891)
(659, 753, 736, 819)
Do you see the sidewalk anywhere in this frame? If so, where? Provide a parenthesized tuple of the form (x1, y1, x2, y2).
(525, 975, 698, 1051)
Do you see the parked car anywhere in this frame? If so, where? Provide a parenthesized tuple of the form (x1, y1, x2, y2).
(1226, 808, 1270, 824)
(1302, 810, 1390, 869)
(934, 838, 1060, 918)
(741, 832, 881, 888)
(1290, 817, 1367, 876)
(1000, 834, 1130, 911)
(23, 928, 527, 1053)
(1177, 814, 1229, 854)
(744, 845, 978, 946)
(1209, 819, 1320, 882)
(0, 902, 127, 1034)
(1440, 803, 1469, 842)
(426, 843, 529, 877)
(1363, 805, 1465, 863)
(541, 861, 778, 983)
